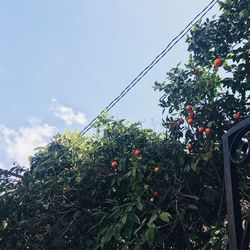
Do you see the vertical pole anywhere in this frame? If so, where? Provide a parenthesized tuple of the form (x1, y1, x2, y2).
(222, 135, 243, 249)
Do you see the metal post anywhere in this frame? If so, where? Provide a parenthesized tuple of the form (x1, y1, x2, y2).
(222, 117, 250, 250)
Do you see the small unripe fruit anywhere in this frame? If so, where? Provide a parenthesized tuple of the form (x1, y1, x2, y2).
(187, 118, 193, 125)
(154, 167, 161, 174)
(206, 81, 212, 87)
(111, 161, 118, 168)
(209, 147, 215, 152)
(213, 57, 223, 67)
(233, 112, 241, 119)
(185, 105, 193, 111)
(153, 191, 160, 198)
(63, 188, 70, 196)
(178, 118, 184, 124)
(187, 144, 193, 151)
(198, 127, 204, 133)
(194, 68, 200, 76)
(134, 149, 142, 156)
(170, 121, 177, 126)
(205, 128, 212, 136)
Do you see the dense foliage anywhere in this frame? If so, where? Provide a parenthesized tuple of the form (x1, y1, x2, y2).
(0, 0, 249, 249)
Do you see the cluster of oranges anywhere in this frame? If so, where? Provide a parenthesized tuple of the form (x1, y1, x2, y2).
(111, 149, 161, 199)
(183, 56, 241, 152)
(185, 104, 206, 152)
(183, 58, 223, 136)
(110, 57, 241, 199)
(185, 104, 195, 125)
(184, 103, 241, 151)
(184, 105, 212, 137)
(111, 149, 142, 169)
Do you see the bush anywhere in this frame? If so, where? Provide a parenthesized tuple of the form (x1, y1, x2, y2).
(0, 0, 249, 249)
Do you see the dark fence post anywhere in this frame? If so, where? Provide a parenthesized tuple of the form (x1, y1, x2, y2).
(222, 117, 250, 250)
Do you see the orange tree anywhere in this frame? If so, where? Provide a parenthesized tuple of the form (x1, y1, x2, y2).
(153, 0, 250, 247)
(0, 0, 249, 249)
(0, 115, 230, 250)
(0, 118, 195, 249)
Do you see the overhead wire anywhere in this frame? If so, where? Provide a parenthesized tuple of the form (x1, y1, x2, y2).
(80, 0, 218, 135)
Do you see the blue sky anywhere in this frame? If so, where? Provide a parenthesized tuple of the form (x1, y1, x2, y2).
(0, 1, 220, 169)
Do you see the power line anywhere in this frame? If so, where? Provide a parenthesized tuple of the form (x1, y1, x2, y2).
(80, 0, 218, 135)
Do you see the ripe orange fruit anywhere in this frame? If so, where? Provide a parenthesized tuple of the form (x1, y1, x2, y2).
(187, 118, 193, 125)
(134, 149, 142, 156)
(213, 57, 223, 67)
(154, 167, 161, 174)
(187, 144, 193, 151)
(198, 127, 204, 133)
(233, 112, 241, 119)
(188, 111, 195, 118)
(185, 105, 193, 111)
(178, 118, 184, 124)
(153, 191, 160, 198)
(205, 128, 212, 136)
(111, 161, 118, 168)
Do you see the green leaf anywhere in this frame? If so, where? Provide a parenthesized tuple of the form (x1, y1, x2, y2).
(187, 204, 198, 210)
(2, 220, 8, 230)
(111, 208, 123, 220)
(207, 121, 213, 128)
(145, 226, 155, 246)
(202, 152, 212, 161)
(121, 213, 127, 225)
(121, 245, 129, 250)
(104, 199, 117, 204)
(159, 212, 170, 223)
(100, 234, 107, 249)
(113, 224, 122, 241)
(136, 197, 143, 211)
(33, 146, 45, 151)
(75, 176, 81, 184)
(133, 245, 142, 250)
(131, 166, 137, 178)
(126, 205, 133, 212)
(128, 213, 141, 224)
(123, 221, 133, 240)
(147, 213, 158, 226)
(190, 162, 197, 171)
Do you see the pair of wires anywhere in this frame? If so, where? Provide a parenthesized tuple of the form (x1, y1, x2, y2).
(80, 0, 218, 135)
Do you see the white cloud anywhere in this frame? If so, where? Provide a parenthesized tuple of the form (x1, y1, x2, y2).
(0, 119, 57, 169)
(50, 98, 87, 126)
(0, 99, 87, 169)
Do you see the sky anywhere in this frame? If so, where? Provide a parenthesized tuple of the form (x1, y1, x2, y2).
(0, 1, 220, 169)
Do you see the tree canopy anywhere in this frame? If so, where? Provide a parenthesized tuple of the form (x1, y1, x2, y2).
(0, 0, 249, 249)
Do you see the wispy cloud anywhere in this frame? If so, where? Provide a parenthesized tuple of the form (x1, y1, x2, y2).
(0, 119, 57, 169)
(0, 99, 87, 169)
(50, 98, 87, 126)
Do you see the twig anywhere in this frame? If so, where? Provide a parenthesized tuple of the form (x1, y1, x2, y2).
(181, 193, 200, 201)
